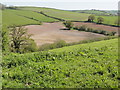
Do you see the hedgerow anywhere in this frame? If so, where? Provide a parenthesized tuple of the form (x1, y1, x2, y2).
(74, 25, 116, 36)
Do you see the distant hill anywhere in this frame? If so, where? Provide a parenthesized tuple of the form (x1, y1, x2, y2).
(68, 9, 118, 16)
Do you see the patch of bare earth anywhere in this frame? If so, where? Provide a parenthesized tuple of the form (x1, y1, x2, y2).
(25, 22, 106, 46)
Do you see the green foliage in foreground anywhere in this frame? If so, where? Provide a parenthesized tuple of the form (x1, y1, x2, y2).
(2, 39, 118, 88)
(2, 26, 9, 52)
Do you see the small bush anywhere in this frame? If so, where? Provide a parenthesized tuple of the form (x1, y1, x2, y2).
(39, 40, 67, 51)
(106, 32, 116, 36)
(111, 32, 116, 36)
(92, 30, 99, 33)
(86, 28, 93, 32)
(21, 39, 38, 53)
(73, 26, 79, 30)
(63, 21, 74, 30)
(98, 30, 106, 34)
(78, 25, 87, 31)
(54, 40, 67, 48)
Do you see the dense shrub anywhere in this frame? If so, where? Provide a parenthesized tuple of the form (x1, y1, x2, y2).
(21, 39, 38, 53)
(111, 32, 117, 36)
(86, 28, 93, 32)
(98, 30, 107, 34)
(63, 21, 74, 30)
(92, 30, 99, 33)
(54, 40, 67, 48)
(78, 25, 87, 31)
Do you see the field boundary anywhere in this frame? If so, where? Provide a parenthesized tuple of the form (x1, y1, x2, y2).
(17, 14, 41, 22)
(35, 11, 65, 21)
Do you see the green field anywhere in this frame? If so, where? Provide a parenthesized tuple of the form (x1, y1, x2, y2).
(95, 16, 118, 25)
(2, 38, 118, 88)
(2, 9, 58, 26)
(2, 9, 39, 26)
(2, 7, 118, 26)
(18, 7, 90, 21)
(18, 7, 118, 26)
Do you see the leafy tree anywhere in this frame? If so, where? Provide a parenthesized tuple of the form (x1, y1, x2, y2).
(88, 15, 95, 22)
(63, 21, 74, 30)
(97, 17, 104, 24)
(9, 25, 37, 53)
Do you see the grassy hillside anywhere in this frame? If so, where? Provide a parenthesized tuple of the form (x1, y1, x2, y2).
(2, 7, 118, 26)
(2, 9, 40, 26)
(3, 38, 118, 88)
(2, 9, 58, 26)
(18, 7, 118, 26)
(18, 7, 90, 21)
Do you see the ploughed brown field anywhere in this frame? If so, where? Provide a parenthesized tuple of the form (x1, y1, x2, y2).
(25, 22, 118, 46)
(74, 22, 118, 33)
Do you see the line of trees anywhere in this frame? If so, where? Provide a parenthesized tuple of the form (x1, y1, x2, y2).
(88, 14, 119, 26)
(88, 14, 104, 24)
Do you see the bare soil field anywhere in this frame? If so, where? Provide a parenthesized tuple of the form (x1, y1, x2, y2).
(74, 22, 118, 33)
(26, 22, 106, 46)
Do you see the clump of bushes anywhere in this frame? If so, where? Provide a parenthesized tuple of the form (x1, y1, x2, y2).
(63, 21, 74, 30)
(21, 39, 38, 53)
(86, 28, 93, 32)
(38, 36, 117, 51)
(39, 40, 67, 51)
(74, 25, 116, 36)
(77, 25, 87, 31)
